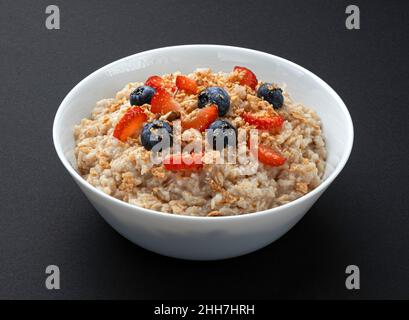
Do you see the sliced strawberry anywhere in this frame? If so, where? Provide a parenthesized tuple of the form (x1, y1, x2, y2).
(145, 75, 164, 89)
(163, 153, 204, 171)
(176, 75, 198, 94)
(255, 145, 286, 167)
(242, 112, 284, 131)
(150, 87, 181, 114)
(181, 105, 218, 132)
(234, 66, 258, 90)
(113, 106, 147, 142)
(145, 75, 177, 92)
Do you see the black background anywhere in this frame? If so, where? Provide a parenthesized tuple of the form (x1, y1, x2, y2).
(0, 0, 408, 299)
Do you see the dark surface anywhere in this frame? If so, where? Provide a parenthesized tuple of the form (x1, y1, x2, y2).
(0, 0, 408, 299)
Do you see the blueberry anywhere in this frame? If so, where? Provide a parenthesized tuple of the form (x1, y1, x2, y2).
(207, 120, 237, 150)
(141, 120, 173, 151)
(130, 85, 155, 106)
(257, 83, 284, 109)
(198, 87, 230, 116)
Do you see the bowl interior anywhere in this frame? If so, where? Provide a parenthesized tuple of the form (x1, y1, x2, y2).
(54, 45, 352, 189)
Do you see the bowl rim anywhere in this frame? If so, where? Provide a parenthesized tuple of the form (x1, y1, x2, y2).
(53, 44, 354, 221)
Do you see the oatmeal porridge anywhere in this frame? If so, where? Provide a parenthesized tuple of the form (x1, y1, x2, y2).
(74, 66, 326, 216)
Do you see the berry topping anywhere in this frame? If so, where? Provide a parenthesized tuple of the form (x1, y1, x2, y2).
(257, 84, 284, 109)
(241, 112, 284, 131)
(198, 87, 230, 116)
(145, 75, 164, 90)
(207, 119, 237, 150)
(150, 87, 181, 114)
(129, 85, 155, 106)
(176, 75, 198, 94)
(234, 66, 258, 90)
(145, 75, 176, 92)
(255, 145, 286, 167)
(181, 105, 218, 132)
(113, 106, 147, 142)
(141, 120, 173, 151)
(163, 153, 204, 171)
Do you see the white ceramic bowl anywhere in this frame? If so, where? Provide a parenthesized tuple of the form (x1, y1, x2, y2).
(53, 45, 353, 260)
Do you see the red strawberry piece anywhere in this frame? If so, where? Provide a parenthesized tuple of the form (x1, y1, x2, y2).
(181, 105, 218, 132)
(176, 75, 198, 94)
(145, 75, 164, 89)
(113, 106, 147, 142)
(163, 153, 204, 171)
(241, 112, 284, 131)
(234, 66, 258, 90)
(150, 87, 181, 114)
(255, 145, 286, 167)
(145, 75, 177, 92)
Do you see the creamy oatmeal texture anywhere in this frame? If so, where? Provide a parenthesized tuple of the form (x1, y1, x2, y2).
(74, 68, 326, 216)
